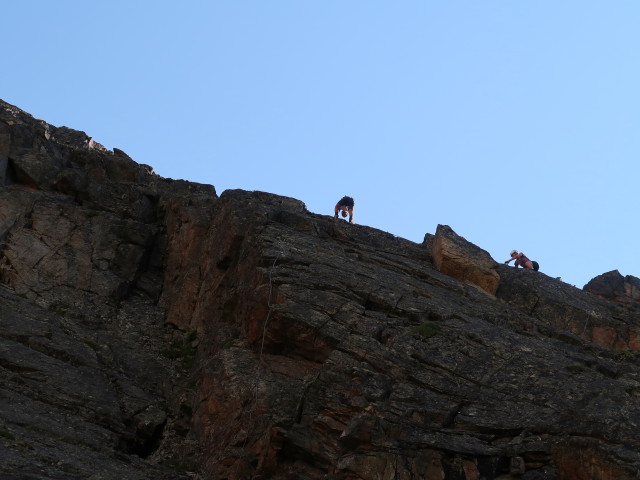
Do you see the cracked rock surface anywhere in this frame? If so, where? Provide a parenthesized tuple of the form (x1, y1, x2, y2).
(183, 192, 640, 480)
(2, 99, 640, 479)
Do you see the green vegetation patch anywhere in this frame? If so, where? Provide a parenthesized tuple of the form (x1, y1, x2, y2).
(162, 330, 198, 370)
(411, 321, 442, 339)
(222, 338, 237, 349)
(161, 457, 198, 474)
(613, 349, 633, 362)
(48, 302, 71, 317)
(566, 364, 586, 375)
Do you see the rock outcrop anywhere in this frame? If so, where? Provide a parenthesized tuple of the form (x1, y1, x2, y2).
(2, 98, 640, 480)
(432, 224, 501, 295)
(0, 99, 212, 479)
(584, 270, 640, 306)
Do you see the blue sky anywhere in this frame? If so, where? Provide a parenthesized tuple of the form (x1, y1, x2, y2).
(4, 2, 639, 288)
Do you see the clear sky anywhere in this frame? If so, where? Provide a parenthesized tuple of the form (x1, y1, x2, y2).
(4, 2, 639, 288)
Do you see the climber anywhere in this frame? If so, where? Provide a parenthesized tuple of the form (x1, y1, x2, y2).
(334, 196, 355, 224)
(504, 250, 539, 271)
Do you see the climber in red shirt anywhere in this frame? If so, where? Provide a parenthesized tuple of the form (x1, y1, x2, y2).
(505, 250, 538, 271)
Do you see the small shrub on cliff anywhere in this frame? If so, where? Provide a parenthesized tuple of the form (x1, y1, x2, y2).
(412, 321, 442, 339)
(48, 302, 70, 317)
(162, 330, 198, 370)
(222, 338, 237, 349)
(566, 364, 586, 375)
(161, 457, 197, 474)
(613, 349, 633, 362)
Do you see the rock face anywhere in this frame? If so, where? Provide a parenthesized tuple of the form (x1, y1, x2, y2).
(2, 98, 640, 480)
(0, 99, 213, 479)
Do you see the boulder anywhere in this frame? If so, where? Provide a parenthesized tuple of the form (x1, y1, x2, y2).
(432, 224, 500, 295)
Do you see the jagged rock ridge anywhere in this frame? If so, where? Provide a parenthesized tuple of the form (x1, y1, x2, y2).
(1, 99, 640, 480)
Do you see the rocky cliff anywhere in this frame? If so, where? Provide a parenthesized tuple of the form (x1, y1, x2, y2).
(1, 99, 640, 480)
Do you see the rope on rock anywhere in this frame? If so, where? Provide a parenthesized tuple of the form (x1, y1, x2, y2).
(252, 244, 286, 415)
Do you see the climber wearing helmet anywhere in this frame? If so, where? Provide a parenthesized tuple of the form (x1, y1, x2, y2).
(334, 196, 355, 224)
(504, 250, 538, 271)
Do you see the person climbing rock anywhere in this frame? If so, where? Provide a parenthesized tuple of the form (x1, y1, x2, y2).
(334, 196, 355, 224)
(504, 250, 539, 271)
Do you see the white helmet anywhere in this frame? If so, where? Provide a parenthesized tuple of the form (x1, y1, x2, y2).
(510, 250, 518, 256)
